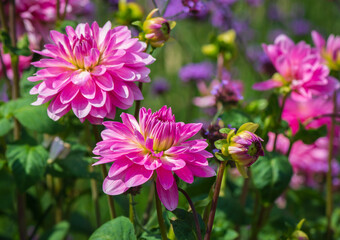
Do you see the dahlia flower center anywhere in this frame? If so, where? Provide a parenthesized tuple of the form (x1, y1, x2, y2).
(71, 35, 101, 71)
(247, 141, 261, 157)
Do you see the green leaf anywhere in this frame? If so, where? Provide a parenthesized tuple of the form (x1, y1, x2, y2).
(251, 153, 293, 204)
(6, 144, 48, 192)
(292, 123, 327, 145)
(215, 152, 229, 161)
(40, 221, 70, 240)
(214, 139, 228, 150)
(0, 118, 12, 136)
(219, 128, 232, 134)
(170, 208, 205, 240)
(89, 217, 136, 240)
(2, 97, 63, 134)
(221, 109, 251, 129)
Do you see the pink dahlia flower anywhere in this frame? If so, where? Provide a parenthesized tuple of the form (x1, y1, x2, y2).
(253, 34, 338, 101)
(29, 22, 155, 124)
(312, 30, 340, 71)
(15, 0, 93, 49)
(93, 106, 215, 211)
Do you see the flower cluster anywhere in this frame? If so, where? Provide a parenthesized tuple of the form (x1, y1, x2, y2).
(29, 21, 154, 124)
(93, 106, 215, 210)
(253, 34, 338, 101)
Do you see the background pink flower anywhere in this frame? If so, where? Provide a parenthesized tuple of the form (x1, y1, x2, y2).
(312, 30, 340, 70)
(93, 106, 215, 211)
(15, 0, 93, 49)
(29, 21, 155, 124)
(253, 34, 338, 101)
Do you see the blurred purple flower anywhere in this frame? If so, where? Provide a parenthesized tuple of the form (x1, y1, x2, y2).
(290, 19, 311, 36)
(151, 78, 170, 96)
(179, 61, 214, 83)
(246, 0, 263, 7)
(267, 4, 283, 21)
(247, 46, 275, 75)
(161, 0, 208, 19)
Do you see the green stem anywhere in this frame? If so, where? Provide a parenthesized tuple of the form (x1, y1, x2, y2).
(85, 122, 101, 227)
(129, 194, 135, 224)
(134, 82, 143, 119)
(273, 93, 289, 152)
(178, 187, 202, 240)
(90, 165, 101, 227)
(142, 184, 155, 225)
(326, 90, 337, 240)
(154, 182, 168, 240)
(204, 161, 227, 240)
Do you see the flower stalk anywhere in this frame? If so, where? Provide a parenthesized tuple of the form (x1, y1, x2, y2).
(204, 161, 226, 240)
(178, 187, 202, 240)
(326, 90, 337, 240)
(273, 93, 289, 152)
(154, 181, 168, 240)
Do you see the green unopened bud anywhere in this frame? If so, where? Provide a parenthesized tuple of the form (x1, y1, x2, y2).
(141, 9, 175, 48)
(291, 230, 309, 240)
(217, 30, 236, 47)
(202, 44, 219, 58)
(116, 0, 144, 25)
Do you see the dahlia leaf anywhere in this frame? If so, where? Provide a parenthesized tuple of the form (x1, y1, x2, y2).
(292, 123, 327, 145)
(6, 144, 48, 192)
(0, 118, 12, 137)
(170, 208, 205, 240)
(251, 152, 293, 204)
(40, 221, 70, 240)
(219, 127, 232, 134)
(89, 216, 136, 240)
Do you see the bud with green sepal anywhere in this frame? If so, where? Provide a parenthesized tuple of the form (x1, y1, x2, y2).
(139, 9, 176, 48)
(215, 123, 264, 178)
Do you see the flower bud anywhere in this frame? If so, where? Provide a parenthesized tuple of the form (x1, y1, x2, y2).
(224, 123, 264, 177)
(141, 9, 174, 48)
(115, 0, 144, 25)
(291, 230, 309, 240)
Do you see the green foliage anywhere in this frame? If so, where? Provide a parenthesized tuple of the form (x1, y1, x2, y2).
(6, 144, 48, 192)
(0, 118, 12, 136)
(0, 97, 63, 134)
(251, 153, 293, 204)
(40, 221, 70, 240)
(89, 217, 136, 240)
(292, 124, 327, 145)
(170, 208, 205, 240)
(221, 109, 251, 129)
(0, 31, 31, 56)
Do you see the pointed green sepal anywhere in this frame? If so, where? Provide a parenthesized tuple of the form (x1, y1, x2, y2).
(215, 152, 230, 162)
(219, 128, 232, 134)
(214, 139, 228, 150)
(238, 122, 259, 134)
(236, 162, 248, 178)
(226, 129, 235, 143)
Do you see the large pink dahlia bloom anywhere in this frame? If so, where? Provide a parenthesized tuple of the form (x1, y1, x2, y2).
(253, 34, 338, 101)
(93, 106, 215, 211)
(29, 22, 155, 124)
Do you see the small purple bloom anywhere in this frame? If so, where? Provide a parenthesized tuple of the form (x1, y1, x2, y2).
(290, 19, 311, 36)
(151, 78, 170, 96)
(179, 61, 214, 82)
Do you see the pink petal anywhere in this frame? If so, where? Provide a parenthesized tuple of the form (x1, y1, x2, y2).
(124, 165, 153, 188)
(174, 166, 194, 184)
(253, 79, 283, 91)
(156, 178, 178, 211)
(156, 167, 174, 190)
(103, 176, 128, 195)
(187, 164, 216, 178)
(71, 95, 91, 118)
